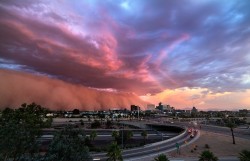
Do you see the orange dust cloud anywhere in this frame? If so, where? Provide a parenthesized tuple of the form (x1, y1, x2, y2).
(0, 69, 147, 110)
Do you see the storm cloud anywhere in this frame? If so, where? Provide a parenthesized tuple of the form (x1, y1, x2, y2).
(0, 0, 250, 109)
(0, 69, 146, 110)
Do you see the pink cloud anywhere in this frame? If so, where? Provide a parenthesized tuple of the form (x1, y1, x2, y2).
(0, 3, 161, 95)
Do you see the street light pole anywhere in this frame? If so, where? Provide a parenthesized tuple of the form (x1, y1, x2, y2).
(122, 124, 124, 149)
(138, 108, 139, 120)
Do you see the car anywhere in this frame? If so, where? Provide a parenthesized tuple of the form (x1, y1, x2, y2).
(188, 128, 192, 133)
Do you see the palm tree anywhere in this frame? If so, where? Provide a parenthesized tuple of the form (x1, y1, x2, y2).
(126, 130, 133, 141)
(239, 150, 250, 161)
(141, 130, 148, 145)
(226, 121, 236, 144)
(199, 150, 218, 161)
(106, 142, 123, 161)
(112, 131, 120, 142)
(154, 154, 169, 161)
(90, 130, 97, 141)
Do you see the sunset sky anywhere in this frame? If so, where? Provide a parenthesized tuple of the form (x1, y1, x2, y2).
(0, 0, 250, 110)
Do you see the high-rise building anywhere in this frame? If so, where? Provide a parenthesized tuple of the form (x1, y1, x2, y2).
(156, 102, 163, 111)
(131, 105, 140, 111)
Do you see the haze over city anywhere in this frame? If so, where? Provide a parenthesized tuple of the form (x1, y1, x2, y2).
(0, 0, 250, 110)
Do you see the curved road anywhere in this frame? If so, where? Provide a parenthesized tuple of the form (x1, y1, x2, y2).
(92, 120, 249, 161)
(92, 124, 199, 161)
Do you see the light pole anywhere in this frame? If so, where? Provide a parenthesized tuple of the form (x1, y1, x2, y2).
(121, 124, 124, 149)
(138, 108, 139, 120)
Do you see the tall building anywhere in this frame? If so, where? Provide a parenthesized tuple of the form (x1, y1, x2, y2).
(131, 105, 140, 111)
(156, 102, 163, 111)
(191, 106, 198, 117)
(191, 106, 198, 113)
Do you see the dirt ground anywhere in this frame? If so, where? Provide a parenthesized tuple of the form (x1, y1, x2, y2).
(168, 131, 250, 158)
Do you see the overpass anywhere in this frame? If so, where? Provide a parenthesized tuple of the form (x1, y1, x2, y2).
(92, 121, 199, 161)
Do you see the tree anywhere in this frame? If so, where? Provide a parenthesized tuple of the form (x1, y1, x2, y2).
(154, 154, 169, 161)
(90, 130, 97, 141)
(199, 150, 218, 161)
(239, 150, 250, 161)
(119, 130, 133, 144)
(0, 103, 51, 161)
(119, 130, 133, 148)
(112, 131, 120, 142)
(44, 126, 91, 161)
(124, 130, 133, 141)
(72, 109, 80, 115)
(226, 121, 236, 144)
(141, 130, 148, 145)
(106, 142, 123, 161)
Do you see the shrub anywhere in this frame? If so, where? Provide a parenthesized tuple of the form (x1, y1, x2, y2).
(199, 150, 218, 161)
(154, 154, 170, 161)
(239, 150, 250, 161)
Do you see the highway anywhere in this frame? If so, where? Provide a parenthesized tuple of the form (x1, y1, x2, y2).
(38, 120, 194, 160)
(39, 128, 178, 142)
(92, 126, 198, 161)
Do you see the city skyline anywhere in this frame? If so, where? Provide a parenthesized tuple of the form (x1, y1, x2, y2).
(0, 1, 250, 110)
